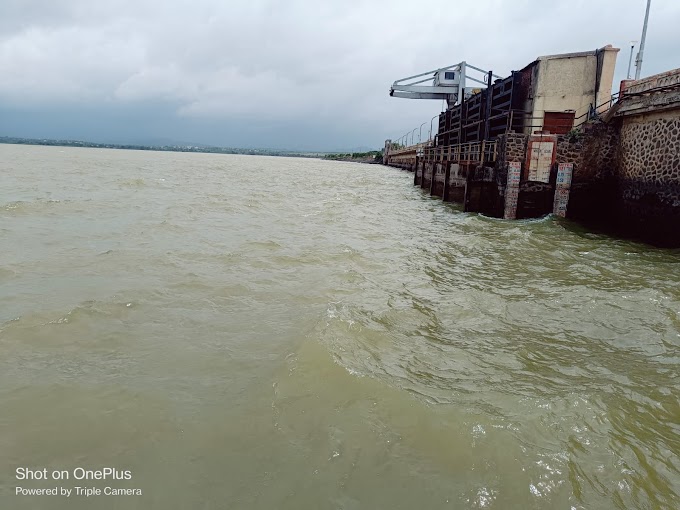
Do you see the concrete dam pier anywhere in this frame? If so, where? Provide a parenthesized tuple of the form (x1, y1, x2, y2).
(384, 48, 680, 247)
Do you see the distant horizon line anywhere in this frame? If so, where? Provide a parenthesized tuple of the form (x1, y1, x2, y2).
(0, 135, 381, 157)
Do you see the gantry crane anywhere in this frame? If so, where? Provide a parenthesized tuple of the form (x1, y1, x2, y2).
(389, 62, 502, 109)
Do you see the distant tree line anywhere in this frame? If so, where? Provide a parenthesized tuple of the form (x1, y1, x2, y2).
(323, 150, 383, 163)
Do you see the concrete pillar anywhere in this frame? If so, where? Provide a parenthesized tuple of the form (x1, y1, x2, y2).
(553, 162, 573, 217)
(503, 162, 522, 219)
(463, 165, 473, 212)
(429, 163, 436, 196)
(442, 161, 451, 202)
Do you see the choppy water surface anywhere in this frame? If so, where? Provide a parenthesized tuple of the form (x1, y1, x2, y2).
(1, 144, 679, 509)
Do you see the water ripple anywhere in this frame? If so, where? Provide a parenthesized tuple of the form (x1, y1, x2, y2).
(1, 145, 679, 509)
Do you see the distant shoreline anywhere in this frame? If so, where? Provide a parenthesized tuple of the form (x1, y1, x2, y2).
(322, 154, 382, 164)
(0, 136, 374, 159)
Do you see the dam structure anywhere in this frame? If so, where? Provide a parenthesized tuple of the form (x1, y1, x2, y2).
(384, 46, 680, 246)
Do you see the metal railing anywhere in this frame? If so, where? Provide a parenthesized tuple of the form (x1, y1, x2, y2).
(387, 140, 498, 164)
(421, 141, 498, 163)
(387, 141, 431, 157)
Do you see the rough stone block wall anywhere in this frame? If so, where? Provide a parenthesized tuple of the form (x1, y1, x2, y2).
(504, 134, 529, 162)
(556, 123, 619, 183)
(615, 113, 680, 244)
(554, 123, 619, 222)
(585, 125, 620, 180)
(492, 134, 529, 218)
(495, 134, 527, 182)
(619, 116, 680, 193)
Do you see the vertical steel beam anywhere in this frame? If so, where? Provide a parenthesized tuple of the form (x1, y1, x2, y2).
(483, 70, 493, 141)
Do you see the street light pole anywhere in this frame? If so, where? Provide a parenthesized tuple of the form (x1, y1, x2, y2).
(635, 0, 652, 80)
(429, 114, 439, 141)
(410, 128, 418, 146)
(418, 122, 427, 143)
(627, 42, 637, 79)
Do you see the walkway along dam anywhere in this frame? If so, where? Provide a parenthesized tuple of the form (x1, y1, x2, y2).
(384, 47, 680, 247)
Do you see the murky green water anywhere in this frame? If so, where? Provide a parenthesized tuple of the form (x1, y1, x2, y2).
(1, 144, 679, 509)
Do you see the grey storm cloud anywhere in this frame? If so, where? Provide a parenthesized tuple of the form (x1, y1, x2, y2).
(0, 0, 678, 150)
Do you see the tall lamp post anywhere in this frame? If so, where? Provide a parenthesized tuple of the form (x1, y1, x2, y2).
(634, 0, 652, 80)
(627, 41, 637, 79)
(428, 114, 439, 141)
(418, 122, 427, 143)
(410, 128, 418, 146)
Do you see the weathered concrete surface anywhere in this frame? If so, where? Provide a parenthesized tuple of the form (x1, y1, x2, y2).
(464, 165, 497, 214)
(445, 163, 467, 203)
(431, 163, 446, 197)
(528, 45, 619, 130)
(421, 162, 433, 191)
(414, 160, 423, 186)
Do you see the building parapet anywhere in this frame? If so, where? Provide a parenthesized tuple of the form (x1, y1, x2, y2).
(620, 68, 680, 96)
(612, 68, 680, 118)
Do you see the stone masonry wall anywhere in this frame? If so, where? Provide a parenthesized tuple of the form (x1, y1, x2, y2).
(492, 134, 528, 217)
(614, 111, 680, 244)
(557, 123, 620, 183)
(556, 123, 620, 222)
(619, 115, 680, 205)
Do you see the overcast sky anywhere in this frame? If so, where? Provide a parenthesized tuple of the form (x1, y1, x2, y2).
(0, 0, 677, 151)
